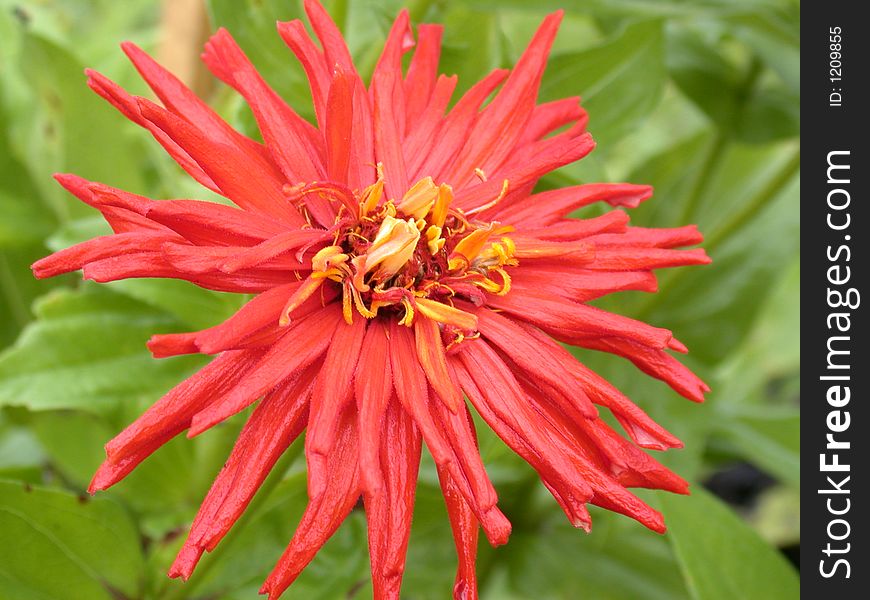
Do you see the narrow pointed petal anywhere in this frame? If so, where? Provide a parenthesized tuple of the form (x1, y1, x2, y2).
(201, 29, 328, 198)
(325, 69, 354, 184)
(389, 321, 510, 546)
(404, 24, 444, 130)
(443, 11, 564, 187)
(498, 183, 653, 225)
(438, 466, 480, 600)
(277, 19, 331, 126)
(85, 70, 221, 193)
(188, 305, 342, 436)
(121, 42, 266, 159)
(32, 232, 178, 279)
(90, 349, 263, 492)
(170, 371, 315, 579)
(306, 317, 368, 498)
(450, 353, 594, 529)
(364, 398, 421, 599)
(137, 98, 305, 226)
(355, 322, 394, 495)
(518, 97, 586, 145)
(261, 408, 360, 599)
(488, 288, 674, 349)
(142, 198, 287, 246)
(466, 305, 597, 419)
(422, 68, 509, 182)
(577, 337, 710, 403)
(414, 316, 462, 412)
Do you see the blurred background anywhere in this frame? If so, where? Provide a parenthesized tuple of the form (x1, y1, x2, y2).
(0, 0, 799, 598)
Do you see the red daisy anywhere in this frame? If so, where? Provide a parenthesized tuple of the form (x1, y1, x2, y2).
(33, 1, 711, 598)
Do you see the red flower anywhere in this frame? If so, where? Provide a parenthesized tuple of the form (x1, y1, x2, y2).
(33, 1, 710, 598)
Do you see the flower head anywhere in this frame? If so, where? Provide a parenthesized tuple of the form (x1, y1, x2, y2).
(33, 1, 710, 598)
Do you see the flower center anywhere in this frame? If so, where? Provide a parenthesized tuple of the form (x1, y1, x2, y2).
(280, 171, 517, 336)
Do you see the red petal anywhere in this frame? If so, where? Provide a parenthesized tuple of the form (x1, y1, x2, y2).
(586, 247, 711, 271)
(443, 11, 564, 187)
(515, 210, 629, 241)
(450, 349, 594, 528)
(137, 98, 305, 226)
(389, 321, 509, 545)
(147, 281, 329, 358)
(202, 30, 329, 220)
(325, 69, 354, 184)
(219, 229, 332, 273)
(488, 288, 673, 349)
(404, 74, 458, 177)
(82, 252, 293, 294)
(143, 199, 287, 246)
(455, 131, 595, 210)
(355, 321, 394, 495)
(496, 183, 652, 226)
(373, 67, 410, 198)
(438, 466, 480, 600)
(592, 224, 704, 249)
(467, 305, 597, 419)
(508, 267, 657, 302)
(121, 42, 267, 161)
(420, 68, 509, 183)
(363, 398, 421, 599)
(518, 96, 587, 145)
(89, 349, 263, 492)
(306, 317, 368, 498)
(188, 305, 342, 435)
(169, 371, 315, 579)
(404, 24, 444, 131)
(261, 407, 360, 599)
(414, 317, 462, 412)
(577, 336, 710, 403)
(85, 71, 220, 193)
(277, 19, 330, 127)
(32, 232, 178, 279)
(508, 322, 683, 450)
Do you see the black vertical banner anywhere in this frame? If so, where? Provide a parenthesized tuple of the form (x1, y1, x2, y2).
(803, 3, 868, 598)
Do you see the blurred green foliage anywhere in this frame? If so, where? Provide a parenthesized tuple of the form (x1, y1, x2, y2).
(0, 0, 798, 598)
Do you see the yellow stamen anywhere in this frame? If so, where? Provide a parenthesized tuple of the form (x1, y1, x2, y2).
(359, 179, 384, 217)
(465, 179, 510, 216)
(415, 298, 478, 331)
(426, 225, 445, 255)
(397, 176, 439, 219)
(430, 184, 452, 228)
(448, 223, 514, 271)
(279, 276, 324, 326)
(363, 215, 421, 281)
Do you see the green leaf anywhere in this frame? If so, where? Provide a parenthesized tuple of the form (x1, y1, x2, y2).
(541, 20, 666, 148)
(0, 416, 45, 483)
(666, 26, 747, 131)
(0, 285, 205, 415)
(0, 480, 145, 600)
(666, 24, 798, 144)
(660, 487, 799, 600)
(712, 407, 799, 487)
(499, 500, 688, 600)
(10, 32, 147, 219)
